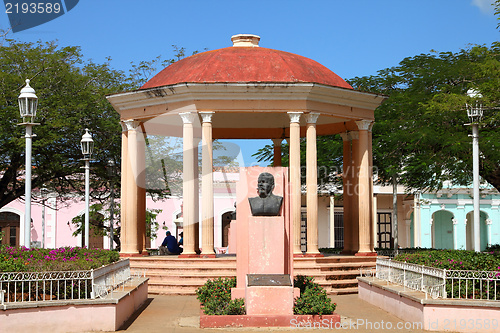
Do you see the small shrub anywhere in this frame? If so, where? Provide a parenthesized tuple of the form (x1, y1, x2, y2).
(293, 275, 336, 315)
(196, 277, 245, 315)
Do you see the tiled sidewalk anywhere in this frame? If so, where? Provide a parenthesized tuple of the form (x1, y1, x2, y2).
(96, 293, 457, 333)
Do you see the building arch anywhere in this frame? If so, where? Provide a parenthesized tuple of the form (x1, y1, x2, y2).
(432, 210, 454, 249)
(218, 207, 236, 248)
(0, 210, 21, 247)
(466, 210, 489, 251)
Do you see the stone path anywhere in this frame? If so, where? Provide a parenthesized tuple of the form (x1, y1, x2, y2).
(90, 294, 458, 333)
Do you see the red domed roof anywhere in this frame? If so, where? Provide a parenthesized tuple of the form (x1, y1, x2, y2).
(140, 46, 352, 90)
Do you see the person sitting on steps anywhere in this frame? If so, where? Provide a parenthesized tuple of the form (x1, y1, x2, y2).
(159, 231, 183, 255)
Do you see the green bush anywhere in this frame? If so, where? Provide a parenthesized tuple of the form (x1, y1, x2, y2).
(393, 249, 500, 299)
(293, 275, 336, 315)
(195, 277, 245, 315)
(318, 248, 343, 254)
(393, 249, 500, 271)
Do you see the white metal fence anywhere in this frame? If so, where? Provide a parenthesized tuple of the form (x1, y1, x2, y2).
(374, 258, 446, 299)
(446, 269, 500, 301)
(372, 258, 500, 301)
(0, 259, 131, 304)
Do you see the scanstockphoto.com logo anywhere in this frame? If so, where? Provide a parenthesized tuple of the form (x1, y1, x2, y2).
(4, 0, 79, 32)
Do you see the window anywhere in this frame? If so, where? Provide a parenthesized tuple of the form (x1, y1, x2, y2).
(377, 212, 393, 249)
(334, 212, 344, 248)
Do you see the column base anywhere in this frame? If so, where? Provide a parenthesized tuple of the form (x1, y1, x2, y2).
(294, 253, 324, 257)
(200, 253, 216, 258)
(178, 253, 201, 258)
(119, 252, 144, 257)
(355, 251, 377, 256)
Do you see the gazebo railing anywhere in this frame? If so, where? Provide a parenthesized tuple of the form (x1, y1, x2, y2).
(375, 258, 446, 299)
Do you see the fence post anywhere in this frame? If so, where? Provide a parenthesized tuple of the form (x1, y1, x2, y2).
(443, 269, 447, 299)
(90, 269, 95, 299)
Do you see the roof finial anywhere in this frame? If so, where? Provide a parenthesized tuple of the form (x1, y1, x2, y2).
(231, 34, 260, 47)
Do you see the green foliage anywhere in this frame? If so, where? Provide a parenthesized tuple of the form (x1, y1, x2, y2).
(0, 36, 131, 209)
(0, 246, 120, 272)
(293, 275, 336, 315)
(393, 249, 500, 299)
(70, 204, 163, 250)
(348, 43, 500, 192)
(195, 277, 245, 315)
(394, 249, 500, 271)
(319, 248, 343, 254)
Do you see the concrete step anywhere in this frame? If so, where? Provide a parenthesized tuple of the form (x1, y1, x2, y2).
(129, 256, 378, 296)
(330, 286, 359, 295)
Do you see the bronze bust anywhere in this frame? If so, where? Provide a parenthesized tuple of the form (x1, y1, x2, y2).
(248, 172, 283, 216)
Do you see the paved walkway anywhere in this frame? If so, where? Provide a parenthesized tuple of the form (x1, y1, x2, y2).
(94, 294, 457, 333)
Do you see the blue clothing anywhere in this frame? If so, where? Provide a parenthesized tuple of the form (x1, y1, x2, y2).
(161, 235, 182, 254)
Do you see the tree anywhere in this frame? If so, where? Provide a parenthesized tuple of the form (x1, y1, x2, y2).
(348, 43, 500, 192)
(0, 35, 134, 209)
(70, 203, 163, 251)
(253, 43, 500, 193)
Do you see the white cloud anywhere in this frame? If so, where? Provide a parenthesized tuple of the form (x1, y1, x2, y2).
(471, 0, 495, 14)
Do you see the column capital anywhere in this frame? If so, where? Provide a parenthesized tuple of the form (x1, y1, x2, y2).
(199, 111, 215, 123)
(272, 138, 282, 145)
(287, 111, 303, 123)
(122, 120, 141, 132)
(452, 218, 458, 225)
(486, 218, 493, 225)
(305, 112, 320, 124)
(355, 120, 374, 131)
(180, 112, 196, 124)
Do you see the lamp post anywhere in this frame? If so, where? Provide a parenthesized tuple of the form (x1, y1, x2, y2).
(18, 79, 38, 249)
(466, 89, 483, 252)
(107, 159, 116, 250)
(81, 129, 94, 248)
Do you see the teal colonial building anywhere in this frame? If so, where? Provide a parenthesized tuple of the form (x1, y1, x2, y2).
(410, 185, 500, 251)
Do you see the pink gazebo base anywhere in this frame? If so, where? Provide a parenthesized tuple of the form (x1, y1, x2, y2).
(200, 311, 341, 328)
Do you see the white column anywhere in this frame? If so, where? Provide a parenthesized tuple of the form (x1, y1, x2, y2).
(121, 120, 142, 254)
(452, 218, 458, 249)
(180, 112, 197, 255)
(306, 113, 320, 255)
(486, 219, 492, 248)
(354, 120, 374, 254)
(405, 219, 412, 248)
(288, 112, 302, 254)
(200, 112, 215, 255)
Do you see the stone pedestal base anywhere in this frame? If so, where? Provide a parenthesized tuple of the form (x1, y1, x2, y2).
(246, 286, 294, 315)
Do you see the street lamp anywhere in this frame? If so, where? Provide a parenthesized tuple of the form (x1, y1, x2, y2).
(466, 88, 483, 252)
(81, 129, 94, 248)
(107, 159, 116, 250)
(18, 79, 38, 249)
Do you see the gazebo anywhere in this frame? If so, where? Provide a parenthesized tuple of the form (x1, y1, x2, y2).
(106, 34, 385, 257)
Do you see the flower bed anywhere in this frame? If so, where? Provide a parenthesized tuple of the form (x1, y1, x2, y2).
(393, 249, 500, 300)
(393, 249, 500, 271)
(196, 275, 336, 316)
(0, 246, 120, 272)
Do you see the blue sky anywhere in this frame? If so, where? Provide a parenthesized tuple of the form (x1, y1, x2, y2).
(1, 0, 498, 165)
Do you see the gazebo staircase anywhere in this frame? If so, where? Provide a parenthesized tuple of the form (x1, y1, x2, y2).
(129, 255, 376, 295)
